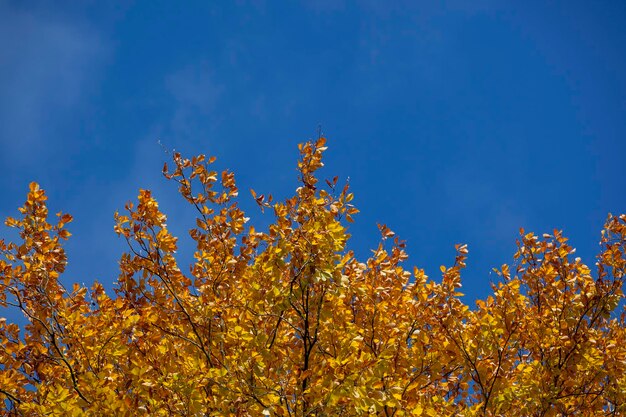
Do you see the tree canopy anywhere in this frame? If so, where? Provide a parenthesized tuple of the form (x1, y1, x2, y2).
(1, 138, 625, 416)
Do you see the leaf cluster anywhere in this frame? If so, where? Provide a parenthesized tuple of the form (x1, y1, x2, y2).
(1, 139, 625, 416)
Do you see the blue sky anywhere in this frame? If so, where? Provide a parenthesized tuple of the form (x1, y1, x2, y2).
(1, 0, 625, 302)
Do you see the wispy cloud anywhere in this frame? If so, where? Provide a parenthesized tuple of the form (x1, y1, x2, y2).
(56, 61, 226, 287)
(0, 4, 107, 162)
(164, 63, 224, 141)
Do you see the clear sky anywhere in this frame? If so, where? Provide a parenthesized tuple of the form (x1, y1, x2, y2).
(1, 0, 625, 302)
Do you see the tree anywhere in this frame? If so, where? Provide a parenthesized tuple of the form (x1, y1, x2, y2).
(1, 138, 625, 416)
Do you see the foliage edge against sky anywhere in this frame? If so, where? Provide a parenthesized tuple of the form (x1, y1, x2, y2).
(1, 139, 625, 416)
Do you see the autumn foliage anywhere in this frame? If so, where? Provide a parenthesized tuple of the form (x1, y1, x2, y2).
(1, 138, 625, 416)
